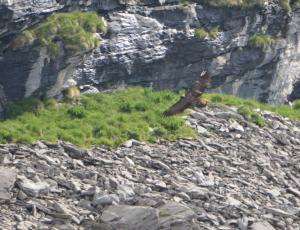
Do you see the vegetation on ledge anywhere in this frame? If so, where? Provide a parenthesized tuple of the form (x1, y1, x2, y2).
(200, 0, 264, 7)
(198, 0, 297, 11)
(248, 33, 276, 48)
(195, 27, 219, 39)
(11, 11, 105, 58)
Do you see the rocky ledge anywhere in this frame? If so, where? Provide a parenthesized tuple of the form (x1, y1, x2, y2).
(0, 105, 300, 230)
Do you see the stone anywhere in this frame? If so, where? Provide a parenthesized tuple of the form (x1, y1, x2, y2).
(61, 142, 87, 158)
(197, 125, 210, 136)
(190, 111, 207, 122)
(251, 221, 276, 230)
(92, 194, 119, 206)
(265, 207, 296, 218)
(158, 202, 196, 229)
(101, 205, 159, 230)
(0, 167, 17, 200)
(229, 120, 244, 132)
(238, 214, 248, 230)
(117, 185, 135, 201)
(154, 180, 167, 189)
(16, 221, 35, 230)
(17, 175, 50, 197)
(151, 160, 171, 172)
(273, 133, 290, 145)
(124, 156, 135, 167)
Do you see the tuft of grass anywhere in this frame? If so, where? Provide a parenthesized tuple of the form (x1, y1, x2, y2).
(279, 0, 291, 12)
(180, 0, 191, 7)
(63, 86, 81, 103)
(11, 11, 105, 57)
(195, 27, 220, 39)
(204, 93, 300, 121)
(67, 106, 86, 119)
(0, 87, 195, 147)
(293, 99, 300, 110)
(200, 0, 264, 7)
(248, 34, 276, 48)
(238, 105, 265, 126)
(195, 28, 209, 38)
(159, 211, 172, 217)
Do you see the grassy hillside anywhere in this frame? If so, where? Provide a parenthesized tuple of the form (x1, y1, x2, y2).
(0, 87, 195, 147)
(1, 87, 299, 147)
(204, 93, 300, 120)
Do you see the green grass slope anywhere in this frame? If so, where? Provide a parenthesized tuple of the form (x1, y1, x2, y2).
(0, 87, 195, 147)
(1, 87, 299, 147)
(205, 93, 300, 121)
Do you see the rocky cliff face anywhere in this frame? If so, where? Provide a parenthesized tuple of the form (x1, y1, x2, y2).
(1, 0, 300, 104)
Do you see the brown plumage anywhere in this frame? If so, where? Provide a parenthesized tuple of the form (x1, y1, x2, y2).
(163, 70, 211, 116)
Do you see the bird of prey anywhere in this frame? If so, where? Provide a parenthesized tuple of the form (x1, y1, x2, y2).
(163, 70, 211, 116)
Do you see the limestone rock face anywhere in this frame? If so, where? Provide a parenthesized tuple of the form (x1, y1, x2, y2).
(1, 0, 300, 103)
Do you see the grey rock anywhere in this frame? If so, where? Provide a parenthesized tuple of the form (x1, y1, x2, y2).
(190, 111, 208, 122)
(124, 156, 135, 167)
(229, 120, 245, 133)
(265, 207, 296, 218)
(251, 221, 276, 230)
(158, 202, 196, 229)
(273, 133, 290, 145)
(101, 205, 159, 230)
(17, 175, 50, 197)
(238, 214, 248, 230)
(117, 185, 135, 201)
(0, 167, 17, 200)
(93, 194, 120, 206)
(16, 221, 35, 230)
(151, 160, 171, 172)
(61, 142, 87, 158)
(154, 180, 167, 189)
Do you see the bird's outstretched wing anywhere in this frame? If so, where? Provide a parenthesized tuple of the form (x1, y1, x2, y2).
(163, 96, 191, 116)
(163, 69, 211, 116)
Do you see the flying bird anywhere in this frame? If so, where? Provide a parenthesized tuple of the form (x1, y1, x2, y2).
(163, 69, 211, 116)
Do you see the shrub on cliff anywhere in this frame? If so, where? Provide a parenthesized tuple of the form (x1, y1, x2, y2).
(195, 27, 219, 39)
(200, 0, 264, 7)
(11, 11, 105, 58)
(279, 0, 291, 12)
(248, 34, 276, 48)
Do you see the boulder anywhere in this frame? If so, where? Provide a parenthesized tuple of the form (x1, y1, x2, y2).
(0, 167, 17, 200)
(101, 205, 159, 230)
